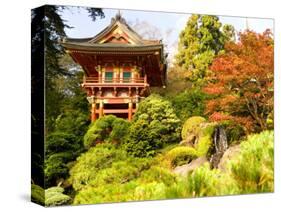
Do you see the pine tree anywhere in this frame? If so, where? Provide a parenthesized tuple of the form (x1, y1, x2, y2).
(176, 15, 234, 83)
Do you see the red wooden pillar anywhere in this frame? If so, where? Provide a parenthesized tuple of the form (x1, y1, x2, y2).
(128, 101, 133, 121)
(91, 102, 97, 122)
(99, 100, 104, 118)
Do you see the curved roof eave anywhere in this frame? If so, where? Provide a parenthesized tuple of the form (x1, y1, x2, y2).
(61, 42, 164, 52)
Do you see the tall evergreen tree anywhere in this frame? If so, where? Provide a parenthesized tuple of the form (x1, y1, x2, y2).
(31, 5, 104, 186)
(176, 15, 235, 83)
(41, 6, 104, 132)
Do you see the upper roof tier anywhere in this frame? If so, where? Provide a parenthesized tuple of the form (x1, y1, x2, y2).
(61, 12, 163, 56)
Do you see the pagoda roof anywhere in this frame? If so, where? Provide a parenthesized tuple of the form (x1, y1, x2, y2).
(61, 42, 163, 52)
(61, 12, 164, 57)
(61, 12, 167, 87)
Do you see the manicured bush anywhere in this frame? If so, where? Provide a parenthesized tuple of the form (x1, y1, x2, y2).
(88, 158, 151, 186)
(124, 94, 181, 157)
(73, 166, 176, 204)
(31, 185, 71, 206)
(45, 187, 71, 206)
(169, 88, 207, 122)
(45, 152, 73, 186)
(84, 115, 130, 149)
(137, 166, 177, 186)
(45, 132, 84, 186)
(230, 130, 274, 193)
(108, 117, 131, 142)
(73, 182, 138, 204)
(196, 135, 212, 156)
(69, 143, 152, 191)
(167, 146, 198, 167)
(133, 182, 167, 201)
(124, 119, 160, 157)
(69, 143, 128, 191)
(181, 116, 206, 140)
(195, 124, 215, 156)
(31, 184, 45, 205)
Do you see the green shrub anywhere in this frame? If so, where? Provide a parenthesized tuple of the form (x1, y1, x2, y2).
(54, 110, 89, 137)
(167, 146, 198, 167)
(45, 187, 71, 206)
(196, 135, 212, 156)
(137, 166, 177, 186)
(195, 124, 215, 156)
(31, 184, 45, 205)
(84, 115, 130, 149)
(109, 117, 131, 142)
(185, 164, 218, 196)
(133, 182, 167, 201)
(69, 144, 152, 192)
(45, 132, 83, 156)
(45, 132, 84, 186)
(124, 119, 160, 157)
(73, 182, 138, 204)
(124, 94, 181, 157)
(230, 130, 274, 193)
(69, 143, 128, 191)
(169, 88, 207, 123)
(166, 164, 239, 198)
(73, 166, 175, 204)
(31, 185, 71, 206)
(45, 152, 73, 186)
(88, 158, 152, 186)
(181, 116, 206, 140)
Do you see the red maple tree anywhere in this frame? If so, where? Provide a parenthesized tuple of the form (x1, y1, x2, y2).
(204, 30, 274, 134)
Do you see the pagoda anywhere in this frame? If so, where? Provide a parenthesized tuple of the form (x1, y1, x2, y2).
(61, 12, 167, 121)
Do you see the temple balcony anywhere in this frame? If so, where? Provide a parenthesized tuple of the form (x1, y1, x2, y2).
(82, 75, 149, 88)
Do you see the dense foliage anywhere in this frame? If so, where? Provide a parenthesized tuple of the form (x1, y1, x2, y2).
(31, 184, 71, 206)
(32, 10, 103, 187)
(168, 88, 208, 123)
(31, 184, 45, 205)
(45, 132, 84, 187)
(68, 144, 151, 191)
(84, 115, 130, 149)
(123, 94, 181, 157)
(68, 130, 273, 204)
(181, 116, 206, 140)
(166, 146, 198, 167)
(45, 187, 71, 206)
(230, 130, 274, 193)
(37, 6, 104, 132)
(204, 30, 274, 134)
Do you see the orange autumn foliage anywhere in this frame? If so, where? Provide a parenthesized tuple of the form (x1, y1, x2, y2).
(204, 30, 274, 133)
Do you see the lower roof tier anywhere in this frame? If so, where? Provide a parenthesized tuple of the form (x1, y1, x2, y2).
(67, 50, 167, 87)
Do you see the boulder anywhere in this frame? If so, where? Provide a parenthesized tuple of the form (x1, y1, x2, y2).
(217, 145, 240, 172)
(173, 156, 209, 176)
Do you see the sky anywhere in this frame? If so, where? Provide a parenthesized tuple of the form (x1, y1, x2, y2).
(60, 7, 273, 63)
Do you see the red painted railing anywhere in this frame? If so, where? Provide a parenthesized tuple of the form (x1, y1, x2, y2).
(83, 76, 148, 85)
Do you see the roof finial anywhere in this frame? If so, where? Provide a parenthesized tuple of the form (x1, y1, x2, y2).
(113, 9, 126, 24)
(116, 10, 122, 20)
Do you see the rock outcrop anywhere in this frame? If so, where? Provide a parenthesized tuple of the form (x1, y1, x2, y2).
(173, 156, 209, 176)
(217, 145, 240, 172)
